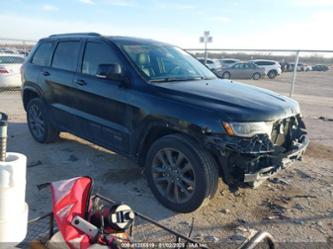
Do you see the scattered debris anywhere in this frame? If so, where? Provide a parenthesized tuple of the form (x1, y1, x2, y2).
(266, 215, 280, 220)
(269, 177, 289, 185)
(294, 220, 305, 225)
(220, 208, 231, 214)
(178, 221, 191, 226)
(318, 116, 333, 122)
(229, 234, 247, 241)
(236, 218, 247, 225)
(204, 235, 220, 242)
(193, 233, 204, 241)
(294, 169, 315, 180)
(235, 225, 248, 233)
(293, 203, 305, 211)
(316, 221, 324, 228)
(27, 160, 42, 168)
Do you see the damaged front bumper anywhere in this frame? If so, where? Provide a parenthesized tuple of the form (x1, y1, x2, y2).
(243, 135, 309, 185)
(206, 115, 309, 187)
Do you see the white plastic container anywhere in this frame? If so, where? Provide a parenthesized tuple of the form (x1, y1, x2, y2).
(0, 152, 28, 243)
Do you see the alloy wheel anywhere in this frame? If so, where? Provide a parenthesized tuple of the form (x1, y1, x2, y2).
(28, 104, 45, 139)
(151, 148, 196, 204)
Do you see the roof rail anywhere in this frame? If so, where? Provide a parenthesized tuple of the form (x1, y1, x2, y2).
(49, 33, 101, 38)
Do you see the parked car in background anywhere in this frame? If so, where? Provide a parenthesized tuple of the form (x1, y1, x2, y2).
(0, 54, 25, 88)
(303, 64, 312, 71)
(219, 62, 265, 80)
(219, 58, 240, 68)
(312, 64, 329, 72)
(279, 61, 289, 72)
(288, 63, 304, 72)
(249, 59, 282, 79)
(197, 58, 222, 75)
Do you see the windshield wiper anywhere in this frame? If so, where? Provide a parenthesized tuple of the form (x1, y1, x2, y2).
(150, 76, 204, 83)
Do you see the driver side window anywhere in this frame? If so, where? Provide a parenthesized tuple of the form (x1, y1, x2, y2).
(82, 42, 121, 76)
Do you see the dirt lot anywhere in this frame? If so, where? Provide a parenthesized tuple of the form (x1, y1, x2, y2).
(1, 71, 333, 247)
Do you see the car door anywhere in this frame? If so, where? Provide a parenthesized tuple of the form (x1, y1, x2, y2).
(241, 63, 253, 78)
(230, 63, 243, 78)
(42, 39, 82, 131)
(71, 39, 131, 153)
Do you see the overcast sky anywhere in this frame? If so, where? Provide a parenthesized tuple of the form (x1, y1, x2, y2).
(1, 0, 332, 50)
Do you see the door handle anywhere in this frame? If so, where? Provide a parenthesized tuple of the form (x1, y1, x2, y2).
(74, 79, 87, 86)
(41, 71, 50, 76)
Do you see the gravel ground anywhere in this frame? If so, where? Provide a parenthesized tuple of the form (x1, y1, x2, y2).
(0, 70, 332, 248)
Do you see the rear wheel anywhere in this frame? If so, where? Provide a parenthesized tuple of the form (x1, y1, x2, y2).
(267, 70, 277, 79)
(145, 134, 219, 213)
(222, 72, 231, 79)
(252, 72, 261, 80)
(27, 98, 59, 143)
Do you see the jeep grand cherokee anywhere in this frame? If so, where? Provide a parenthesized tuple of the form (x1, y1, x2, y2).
(21, 33, 309, 213)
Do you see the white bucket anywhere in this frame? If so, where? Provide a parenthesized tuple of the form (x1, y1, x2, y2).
(0, 152, 28, 243)
(0, 202, 28, 242)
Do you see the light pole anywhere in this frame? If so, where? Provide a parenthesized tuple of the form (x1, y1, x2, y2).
(200, 31, 213, 64)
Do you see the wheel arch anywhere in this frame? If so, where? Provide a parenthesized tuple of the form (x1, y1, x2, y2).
(22, 86, 42, 111)
(135, 118, 204, 167)
(268, 69, 278, 74)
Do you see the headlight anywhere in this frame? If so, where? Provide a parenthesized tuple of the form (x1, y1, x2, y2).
(223, 122, 273, 138)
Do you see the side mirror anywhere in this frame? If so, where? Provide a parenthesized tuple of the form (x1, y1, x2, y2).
(96, 64, 124, 82)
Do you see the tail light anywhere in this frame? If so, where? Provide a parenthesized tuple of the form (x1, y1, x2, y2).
(0, 67, 9, 74)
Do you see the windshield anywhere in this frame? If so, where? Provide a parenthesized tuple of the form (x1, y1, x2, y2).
(119, 43, 217, 82)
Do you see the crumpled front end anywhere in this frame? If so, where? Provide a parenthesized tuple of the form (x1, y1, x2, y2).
(206, 114, 309, 187)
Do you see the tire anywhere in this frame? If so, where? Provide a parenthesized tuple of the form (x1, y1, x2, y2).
(145, 134, 219, 213)
(27, 98, 59, 143)
(252, 72, 261, 80)
(267, 70, 277, 79)
(222, 72, 231, 79)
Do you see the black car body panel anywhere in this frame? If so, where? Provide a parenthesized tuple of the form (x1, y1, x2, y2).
(21, 33, 309, 187)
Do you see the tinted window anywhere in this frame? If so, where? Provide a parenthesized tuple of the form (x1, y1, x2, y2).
(82, 42, 121, 76)
(256, 61, 275, 66)
(52, 41, 81, 71)
(233, 63, 242, 69)
(32, 42, 53, 66)
(0, 56, 24, 64)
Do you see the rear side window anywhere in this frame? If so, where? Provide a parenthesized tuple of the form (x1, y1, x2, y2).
(52, 41, 81, 71)
(256, 61, 275, 66)
(0, 56, 24, 64)
(32, 42, 53, 66)
(82, 42, 121, 76)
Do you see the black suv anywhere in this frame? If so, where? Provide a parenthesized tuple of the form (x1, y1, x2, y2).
(21, 33, 309, 212)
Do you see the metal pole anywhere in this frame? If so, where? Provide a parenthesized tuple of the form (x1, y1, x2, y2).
(0, 112, 8, 162)
(290, 51, 300, 97)
(204, 39, 208, 64)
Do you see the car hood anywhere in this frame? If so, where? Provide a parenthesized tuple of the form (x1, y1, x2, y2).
(155, 79, 300, 122)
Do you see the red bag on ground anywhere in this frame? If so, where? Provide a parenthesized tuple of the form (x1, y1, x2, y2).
(50, 177, 93, 249)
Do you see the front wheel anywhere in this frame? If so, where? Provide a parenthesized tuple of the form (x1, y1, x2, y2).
(145, 134, 219, 213)
(27, 98, 59, 143)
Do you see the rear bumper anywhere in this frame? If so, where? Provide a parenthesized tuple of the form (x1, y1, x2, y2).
(243, 135, 309, 185)
(0, 74, 22, 88)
